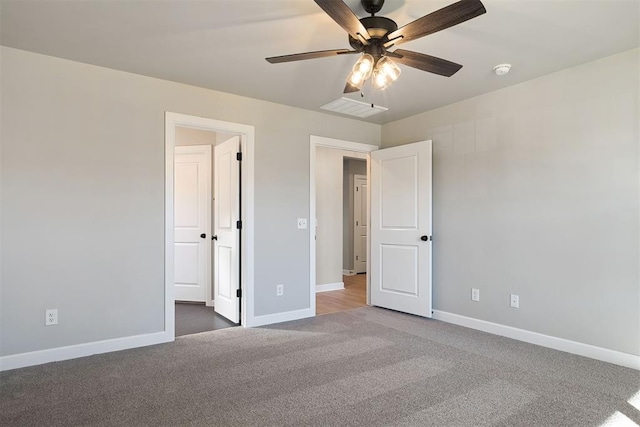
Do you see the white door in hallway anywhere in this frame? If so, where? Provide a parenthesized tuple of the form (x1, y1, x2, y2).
(353, 174, 368, 274)
(370, 140, 432, 317)
(174, 145, 211, 302)
(214, 136, 241, 323)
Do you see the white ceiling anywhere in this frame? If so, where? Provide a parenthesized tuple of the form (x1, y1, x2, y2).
(1, 0, 638, 124)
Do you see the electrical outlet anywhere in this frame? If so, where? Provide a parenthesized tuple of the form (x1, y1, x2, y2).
(45, 309, 58, 326)
(471, 288, 480, 302)
(510, 294, 520, 308)
(297, 218, 307, 229)
(276, 284, 284, 296)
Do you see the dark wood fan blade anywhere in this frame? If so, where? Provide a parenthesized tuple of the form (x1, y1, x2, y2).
(385, 0, 486, 46)
(314, 0, 371, 43)
(266, 49, 358, 64)
(392, 49, 463, 77)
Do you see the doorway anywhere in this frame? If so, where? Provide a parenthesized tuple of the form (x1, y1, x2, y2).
(310, 135, 377, 315)
(316, 154, 368, 315)
(173, 127, 240, 336)
(310, 136, 434, 319)
(165, 112, 255, 339)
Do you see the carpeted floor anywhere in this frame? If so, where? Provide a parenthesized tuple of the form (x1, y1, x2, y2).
(1, 306, 639, 426)
(175, 302, 237, 337)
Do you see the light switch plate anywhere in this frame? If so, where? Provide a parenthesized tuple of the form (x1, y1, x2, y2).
(510, 294, 520, 308)
(297, 218, 307, 229)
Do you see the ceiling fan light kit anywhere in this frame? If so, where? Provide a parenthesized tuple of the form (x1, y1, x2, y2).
(347, 53, 375, 89)
(372, 56, 401, 90)
(266, 0, 486, 96)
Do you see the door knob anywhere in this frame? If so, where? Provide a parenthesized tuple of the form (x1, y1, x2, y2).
(212, 235, 217, 241)
(421, 235, 429, 241)
(200, 233, 206, 239)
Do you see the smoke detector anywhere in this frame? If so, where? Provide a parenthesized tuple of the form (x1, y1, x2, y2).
(493, 64, 512, 76)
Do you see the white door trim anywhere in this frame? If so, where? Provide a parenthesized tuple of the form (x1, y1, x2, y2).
(309, 135, 378, 314)
(165, 112, 255, 335)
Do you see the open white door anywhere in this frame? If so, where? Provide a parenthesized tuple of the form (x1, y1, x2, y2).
(370, 140, 432, 317)
(174, 145, 211, 302)
(214, 136, 241, 323)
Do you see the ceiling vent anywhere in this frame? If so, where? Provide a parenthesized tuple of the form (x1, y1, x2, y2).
(321, 97, 388, 118)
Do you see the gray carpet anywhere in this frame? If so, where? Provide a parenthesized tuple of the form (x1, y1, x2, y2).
(1, 306, 639, 426)
(175, 302, 237, 337)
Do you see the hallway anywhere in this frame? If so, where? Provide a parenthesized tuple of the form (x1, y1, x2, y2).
(316, 274, 367, 315)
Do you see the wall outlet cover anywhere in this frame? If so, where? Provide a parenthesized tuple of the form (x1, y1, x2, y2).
(45, 308, 58, 326)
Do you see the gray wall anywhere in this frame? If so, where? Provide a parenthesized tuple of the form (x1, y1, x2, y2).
(316, 148, 366, 286)
(175, 127, 217, 147)
(315, 146, 344, 287)
(381, 48, 640, 356)
(0, 46, 380, 356)
(343, 158, 367, 271)
(2, 44, 636, 360)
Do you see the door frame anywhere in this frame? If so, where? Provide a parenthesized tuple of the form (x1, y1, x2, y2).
(165, 112, 255, 337)
(309, 135, 378, 313)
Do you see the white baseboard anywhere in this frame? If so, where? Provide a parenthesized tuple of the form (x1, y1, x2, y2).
(249, 308, 315, 328)
(0, 331, 173, 372)
(316, 282, 345, 293)
(342, 270, 356, 276)
(432, 310, 640, 371)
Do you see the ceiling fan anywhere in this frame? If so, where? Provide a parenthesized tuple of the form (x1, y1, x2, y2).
(266, 0, 486, 93)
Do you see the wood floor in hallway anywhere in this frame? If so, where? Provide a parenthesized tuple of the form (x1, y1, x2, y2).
(316, 274, 367, 315)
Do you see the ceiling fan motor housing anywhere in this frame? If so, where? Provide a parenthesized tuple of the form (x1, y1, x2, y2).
(348, 16, 398, 53)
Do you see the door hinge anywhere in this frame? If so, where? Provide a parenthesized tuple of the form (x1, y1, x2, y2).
(356, 221, 358, 226)
(356, 255, 359, 261)
(236, 289, 242, 298)
(356, 187, 359, 191)
(430, 235, 433, 241)
(236, 152, 242, 161)
(236, 220, 242, 230)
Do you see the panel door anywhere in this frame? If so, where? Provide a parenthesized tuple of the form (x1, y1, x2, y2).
(174, 145, 211, 302)
(214, 136, 240, 323)
(370, 141, 432, 317)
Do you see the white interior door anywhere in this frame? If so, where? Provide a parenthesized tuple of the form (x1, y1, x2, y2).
(353, 174, 368, 274)
(214, 136, 241, 323)
(174, 145, 211, 302)
(370, 140, 432, 317)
